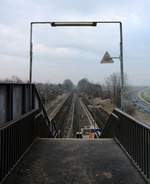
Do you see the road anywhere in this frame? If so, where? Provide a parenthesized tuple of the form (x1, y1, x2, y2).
(129, 87, 150, 113)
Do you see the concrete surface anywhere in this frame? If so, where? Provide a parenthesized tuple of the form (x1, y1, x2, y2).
(4, 138, 145, 184)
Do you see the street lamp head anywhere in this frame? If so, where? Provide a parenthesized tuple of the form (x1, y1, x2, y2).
(51, 22, 97, 27)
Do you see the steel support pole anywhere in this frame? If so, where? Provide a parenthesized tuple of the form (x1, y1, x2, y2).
(119, 22, 124, 110)
(29, 23, 33, 83)
(99, 21, 124, 110)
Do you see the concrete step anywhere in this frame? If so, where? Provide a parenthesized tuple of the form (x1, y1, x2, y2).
(4, 138, 145, 184)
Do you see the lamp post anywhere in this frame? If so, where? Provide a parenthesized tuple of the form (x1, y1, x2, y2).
(29, 22, 33, 83)
(30, 22, 53, 83)
(29, 21, 124, 109)
(29, 21, 97, 83)
(120, 22, 124, 110)
(99, 22, 124, 110)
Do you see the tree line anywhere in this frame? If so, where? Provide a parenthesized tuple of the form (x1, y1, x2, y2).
(0, 73, 126, 108)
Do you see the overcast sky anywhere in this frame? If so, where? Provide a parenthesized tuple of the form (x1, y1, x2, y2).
(0, 0, 150, 85)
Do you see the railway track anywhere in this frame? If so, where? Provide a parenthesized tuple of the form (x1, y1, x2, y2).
(72, 96, 94, 137)
(79, 98, 98, 128)
(49, 93, 73, 137)
(45, 92, 109, 138)
(66, 94, 76, 138)
(81, 96, 109, 129)
(47, 93, 70, 121)
(79, 98, 101, 138)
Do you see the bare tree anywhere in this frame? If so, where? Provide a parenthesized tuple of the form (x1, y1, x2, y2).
(105, 73, 121, 107)
(11, 76, 23, 83)
(0, 76, 23, 83)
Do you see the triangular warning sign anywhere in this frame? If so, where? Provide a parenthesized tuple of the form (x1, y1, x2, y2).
(101, 51, 114, 63)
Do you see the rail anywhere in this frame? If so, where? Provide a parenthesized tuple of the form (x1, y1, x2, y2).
(81, 96, 108, 128)
(105, 108, 150, 181)
(0, 83, 59, 183)
(0, 109, 39, 182)
(50, 93, 73, 137)
(34, 87, 59, 137)
(79, 99, 100, 138)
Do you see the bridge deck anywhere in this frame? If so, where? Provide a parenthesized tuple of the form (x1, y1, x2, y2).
(5, 138, 145, 184)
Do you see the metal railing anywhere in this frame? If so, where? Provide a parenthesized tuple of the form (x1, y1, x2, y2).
(34, 86, 59, 137)
(0, 83, 59, 137)
(106, 108, 150, 181)
(0, 109, 39, 182)
(0, 83, 58, 182)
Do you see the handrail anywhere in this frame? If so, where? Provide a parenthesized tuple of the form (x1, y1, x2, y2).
(114, 108, 150, 130)
(0, 82, 59, 136)
(100, 112, 119, 138)
(34, 85, 59, 137)
(0, 109, 38, 129)
(0, 83, 59, 183)
(106, 108, 150, 181)
(0, 109, 39, 183)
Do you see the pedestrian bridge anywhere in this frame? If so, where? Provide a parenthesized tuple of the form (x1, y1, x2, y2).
(0, 83, 149, 184)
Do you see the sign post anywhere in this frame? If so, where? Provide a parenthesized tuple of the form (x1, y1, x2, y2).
(100, 51, 124, 110)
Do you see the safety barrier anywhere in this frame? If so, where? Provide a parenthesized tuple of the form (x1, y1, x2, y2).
(0, 83, 57, 182)
(103, 108, 150, 181)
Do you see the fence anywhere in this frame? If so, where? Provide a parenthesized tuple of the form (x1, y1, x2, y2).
(107, 108, 150, 181)
(0, 109, 39, 182)
(0, 83, 56, 183)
